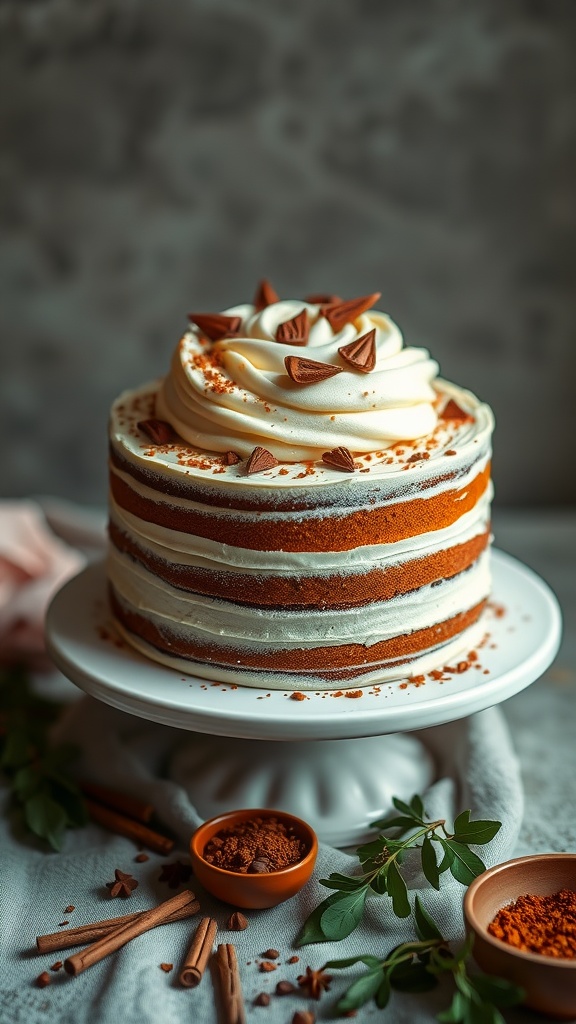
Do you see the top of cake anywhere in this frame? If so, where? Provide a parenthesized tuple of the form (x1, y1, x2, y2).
(110, 283, 493, 496)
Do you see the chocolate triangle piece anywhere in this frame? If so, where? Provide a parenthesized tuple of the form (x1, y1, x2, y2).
(440, 399, 472, 422)
(284, 356, 343, 385)
(246, 446, 279, 474)
(321, 292, 381, 333)
(253, 279, 279, 311)
(338, 329, 376, 372)
(224, 451, 241, 465)
(137, 419, 173, 445)
(275, 309, 309, 345)
(188, 313, 242, 341)
(304, 293, 342, 305)
(322, 446, 356, 472)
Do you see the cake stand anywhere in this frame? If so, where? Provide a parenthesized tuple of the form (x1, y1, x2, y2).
(46, 550, 561, 845)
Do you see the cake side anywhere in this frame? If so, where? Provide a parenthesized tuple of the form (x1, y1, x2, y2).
(107, 291, 494, 689)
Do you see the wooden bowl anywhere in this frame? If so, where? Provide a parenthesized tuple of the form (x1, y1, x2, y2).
(464, 853, 576, 1020)
(189, 808, 318, 910)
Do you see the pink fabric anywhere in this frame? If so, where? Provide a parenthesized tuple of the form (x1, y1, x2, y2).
(0, 500, 84, 669)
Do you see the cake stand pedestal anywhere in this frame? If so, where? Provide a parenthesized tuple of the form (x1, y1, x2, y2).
(46, 550, 561, 846)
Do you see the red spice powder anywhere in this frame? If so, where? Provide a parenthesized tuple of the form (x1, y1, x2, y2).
(488, 889, 576, 958)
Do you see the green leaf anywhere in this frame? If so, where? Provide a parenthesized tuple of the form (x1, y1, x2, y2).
(422, 835, 441, 890)
(436, 840, 455, 874)
(319, 872, 364, 892)
(370, 814, 417, 832)
(410, 793, 425, 819)
(428, 949, 461, 976)
(386, 859, 410, 917)
(393, 796, 417, 816)
(51, 784, 88, 828)
(296, 891, 345, 946)
(376, 971, 391, 1008)
(320, 886, 368, 940)
(12, 765, 41, 801)
(445, 841, 487, 885)
(470, 974, 525, 1008)
(453, 809, 472, 832)
(324, 954, 382, 970)
(456, 932, 476, 965)
(24, 792, 68, 851)
(453, 822, 502, 846)
(414, 895, 443, 942)
(357, 835, 387, 863)
(389, 958, 437, 993)
(437, 990, 468, 1023)
(369, 871, 388, 895)
(465, 1000, 506, 1024)
(336, 969, 383, 1012)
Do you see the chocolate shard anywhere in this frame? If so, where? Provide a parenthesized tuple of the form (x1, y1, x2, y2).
(304, 292, 342, 305)
(338, 328, 376, 372)
(188, 313, 242, 341)
(253, 279, 279, 311)
(275, 309, 309, 345)
(321, 292, 381, 333)
(440, 399, 472, 422)
(137, 419, 173, 445)
(224, 450, 241, 465)
(246, 447, 279, 474)
(322, 447, 356, 472)
(284, 356, 342, 385)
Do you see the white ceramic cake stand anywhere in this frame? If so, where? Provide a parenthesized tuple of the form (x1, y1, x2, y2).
(46, 550, 561, 846)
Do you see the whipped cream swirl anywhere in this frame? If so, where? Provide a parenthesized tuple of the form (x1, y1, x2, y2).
(156, 300, 440, 461)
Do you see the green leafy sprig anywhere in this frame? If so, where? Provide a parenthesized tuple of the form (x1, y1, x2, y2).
(297, 794, 501, 945)
(324, 896, 524, 1023)
(0, 666, 87, 850)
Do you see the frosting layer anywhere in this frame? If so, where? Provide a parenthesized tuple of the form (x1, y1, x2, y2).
(156, 301, 440, 460)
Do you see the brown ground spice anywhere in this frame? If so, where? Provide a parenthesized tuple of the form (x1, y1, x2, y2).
(203, 816, 307, 873)
(488, 888, 576, 958)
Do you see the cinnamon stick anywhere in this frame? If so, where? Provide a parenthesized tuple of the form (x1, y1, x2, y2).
(85, 798, 174, 855)
(36, 898, 200, 954)
(215, 944, 246, 1024)
(179, 916, 217, 987)
(80, 782, 154, 824)
(63, 890, 195, 976)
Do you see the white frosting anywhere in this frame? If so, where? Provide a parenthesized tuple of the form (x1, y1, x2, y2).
(112, 616, 488, 688)
(156, 302, 440, 460)
(109, 547, 490, 650)
(109, 481, 492, 572)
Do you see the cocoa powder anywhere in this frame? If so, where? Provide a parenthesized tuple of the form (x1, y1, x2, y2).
(203, 816, 307, 873)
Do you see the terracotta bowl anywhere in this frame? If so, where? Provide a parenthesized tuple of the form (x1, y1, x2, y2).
(464, 853, 576, 1020)
(189, 808, 318, 910)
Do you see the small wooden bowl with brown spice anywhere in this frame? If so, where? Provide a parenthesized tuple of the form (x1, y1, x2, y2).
(464, 853, 576, 1020)
(190, 808, 318, 910)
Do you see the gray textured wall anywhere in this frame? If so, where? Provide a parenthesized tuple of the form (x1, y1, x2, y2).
(1, 0, 575, 506)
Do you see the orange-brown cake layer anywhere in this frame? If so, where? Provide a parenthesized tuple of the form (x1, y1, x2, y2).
(109, 585, 486, 676)
(109, 519, 490, 609)
(110, 463, 491, 554)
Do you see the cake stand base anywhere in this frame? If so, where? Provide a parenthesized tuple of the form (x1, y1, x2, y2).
(169, 732, 434, 848)
(46, 550, 561, 845)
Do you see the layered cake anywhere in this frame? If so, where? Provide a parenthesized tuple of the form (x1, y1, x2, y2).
(108, 286, 494, 688)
